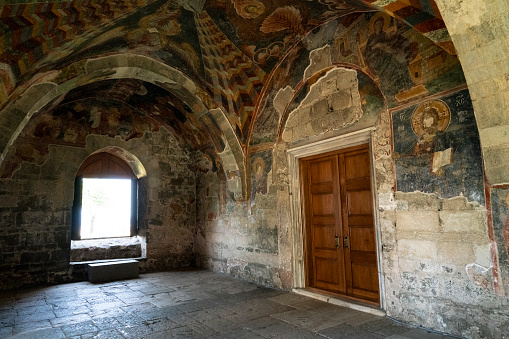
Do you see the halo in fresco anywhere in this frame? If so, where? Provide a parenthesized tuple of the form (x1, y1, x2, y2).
(411, 99, 451, 137)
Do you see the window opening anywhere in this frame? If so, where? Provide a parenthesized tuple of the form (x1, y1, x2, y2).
(81, 178, 132, 239)
(72, 152, 138, 240)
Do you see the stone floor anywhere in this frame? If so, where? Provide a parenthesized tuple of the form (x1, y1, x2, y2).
(0, 269, 458, 339)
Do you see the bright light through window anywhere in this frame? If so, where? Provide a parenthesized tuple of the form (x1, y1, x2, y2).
(81, 178, 131, 239)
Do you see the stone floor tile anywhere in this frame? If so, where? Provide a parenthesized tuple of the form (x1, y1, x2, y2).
(164, 325, 205, 338)
(203, 306, 236, 317)
(271, 308, 335, 330)
(361, 317, 413, 336)
(116, 323, 154, 338)
(318, 322, 384, 339)
(91, 316, 122, 330)
(397, 327, 453, 338)
(145, 317, 181, 332)
(88, 307, 126, 319)
(50, 312, 92, 326)
(184, 321, 221, 336)
(343, 309, 382, 325)
(0, 325, 13, 337)
(0, 270, 459, 339)
(15, 310, 56, 324)
(0, 313, 16, 327)
(119, 301, 156, 313)
(225, 308, 267, 323)
(276, 328, 328, 339)
(80, 328, 124, 339)
(269, 292, 309, 306)
(136, 307, 174, 321)
(12, 326, 66, 339)
(113, 312, 144, 327)
(12, 319, 52, 335)
(175, 301, 206, 313)
(60, 320, 99, 337)
(245, 316, 297, 338)
(207, 328, 266, 339)
(52, 306, 90, 318)
(168, 312, 201, 326)
(15, 304, 53, 317)
(292, 298, 330, 310)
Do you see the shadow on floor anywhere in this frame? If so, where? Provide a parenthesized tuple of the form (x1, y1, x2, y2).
(0, 270, 460, 338)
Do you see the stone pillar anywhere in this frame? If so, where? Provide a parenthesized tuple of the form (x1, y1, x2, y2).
(436, 0, 509, 184)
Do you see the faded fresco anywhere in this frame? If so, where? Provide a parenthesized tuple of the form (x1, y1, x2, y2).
(1, 0, 456, 146)
(392, 89, 484, 204)
(0, 79, 226, 177)
(490, 188, 509, 294)
(250, 149, 272, 206)
(249, 11, 464, 146)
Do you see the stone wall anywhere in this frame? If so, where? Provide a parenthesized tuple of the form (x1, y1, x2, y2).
(195, 67, 380, 289)
(380, 193, 509, 338)
(0, 129, 197, 289)
(436, 0, 509, 186)
(195, 61, 509, 338)
(194, 148, 293, 288)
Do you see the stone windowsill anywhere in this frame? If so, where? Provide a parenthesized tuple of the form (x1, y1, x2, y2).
(71, 236, 141, 249)
(70, 236, 144, 263)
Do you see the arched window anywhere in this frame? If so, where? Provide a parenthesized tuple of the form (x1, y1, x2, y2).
(72, 152, 138, 240)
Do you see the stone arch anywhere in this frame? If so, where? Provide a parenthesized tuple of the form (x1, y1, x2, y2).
(0, 53, 247, 199)
(434, 0, 509, 185)
(277, 65, 388, 146)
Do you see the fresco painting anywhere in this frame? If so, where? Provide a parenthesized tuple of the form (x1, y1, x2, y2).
(392, 89, 484, 204)
(250, 149, 272, 206)
(490, 188, 509, 294)
(1, 0, 457, 148)
(0, 79, 227, 178)
(249, 11, 464, 146)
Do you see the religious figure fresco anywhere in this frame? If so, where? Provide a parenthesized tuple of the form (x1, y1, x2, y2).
(250, 149, 272, 206)
(392, 90, 484, 204)
(0, 0, 467, 149)
(411, 100, 452, 175)
(363, 13, 418, 100)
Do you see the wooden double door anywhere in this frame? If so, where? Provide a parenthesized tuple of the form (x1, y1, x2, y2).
(301, 144, 379, 303)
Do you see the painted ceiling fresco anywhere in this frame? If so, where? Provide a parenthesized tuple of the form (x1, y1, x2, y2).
(0, 78, 226, 177)
(249, 11, 464, 146)
(0, 0, 457, 147)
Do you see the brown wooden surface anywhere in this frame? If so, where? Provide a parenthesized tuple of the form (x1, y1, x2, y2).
(78, 152, 135, 178)
(301, 144, 379, 304)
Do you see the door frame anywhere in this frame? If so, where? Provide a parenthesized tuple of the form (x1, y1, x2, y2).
(287, 127, 386, 310)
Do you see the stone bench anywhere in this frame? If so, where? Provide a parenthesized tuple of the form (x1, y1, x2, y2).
(88, 259, 139, 283)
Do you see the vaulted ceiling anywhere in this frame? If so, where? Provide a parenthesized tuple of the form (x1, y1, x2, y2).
(0, 0, 457, 176)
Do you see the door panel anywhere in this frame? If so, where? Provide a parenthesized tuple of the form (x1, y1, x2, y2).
(315, 257, 339, 286)
(349, 227, 376, 252)
(312, 194, 334, 215)
(345, 152, 370, 180)
(305, 156, 345, 293)
(347, 191, 373, 215)
(313, 224, 336, 249)
(302, 145, 379, 304)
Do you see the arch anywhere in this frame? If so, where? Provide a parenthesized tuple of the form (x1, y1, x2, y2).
(0, 53, 247, 199)
(276, 64, 388, 145)
(72, 148, 142, 241)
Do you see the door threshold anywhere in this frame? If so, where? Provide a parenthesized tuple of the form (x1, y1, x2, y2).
(292, 288, 385, 316)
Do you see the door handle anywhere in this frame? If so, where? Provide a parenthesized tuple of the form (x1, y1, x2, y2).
(344, 236, 349, 249)
(335, 234, 340, 249)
